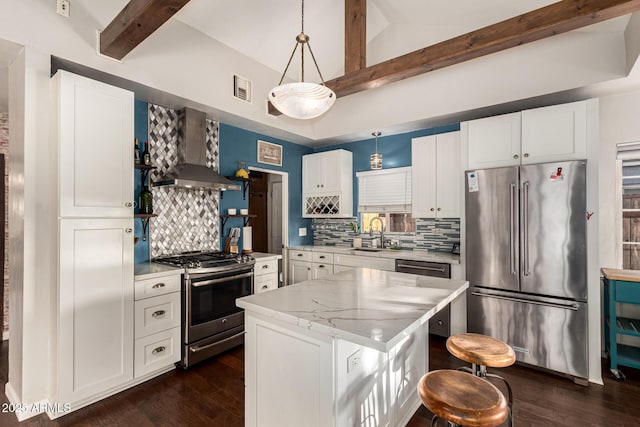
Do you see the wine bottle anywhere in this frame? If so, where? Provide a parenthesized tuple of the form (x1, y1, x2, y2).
(134, 138, 141, 165)
(140, 185, 153, 214)
(143, 141, 151, 166)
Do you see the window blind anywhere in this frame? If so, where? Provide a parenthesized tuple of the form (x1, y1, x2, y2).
(356, 167, 412, 212)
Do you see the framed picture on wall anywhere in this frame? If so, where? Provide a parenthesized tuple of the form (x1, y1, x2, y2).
(257, 140, 283, 166)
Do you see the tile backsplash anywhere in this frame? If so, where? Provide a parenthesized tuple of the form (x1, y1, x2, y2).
(148, 104, 220, 257)
(312, 217, 460, 253)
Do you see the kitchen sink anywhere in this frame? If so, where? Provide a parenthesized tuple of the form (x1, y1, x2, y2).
(353, 248, 384, 252)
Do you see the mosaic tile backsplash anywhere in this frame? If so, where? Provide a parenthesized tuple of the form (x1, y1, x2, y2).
(312, 217, 460, 253)
(148, 104, 220, 257)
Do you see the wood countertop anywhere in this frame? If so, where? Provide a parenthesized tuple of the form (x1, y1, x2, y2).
(601, 268, 640, 282)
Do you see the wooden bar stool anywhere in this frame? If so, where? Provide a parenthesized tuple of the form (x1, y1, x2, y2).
(418, 369, 508, 427)
(446, 333, 516, 426)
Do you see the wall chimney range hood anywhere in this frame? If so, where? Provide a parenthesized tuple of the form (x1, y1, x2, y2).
(153, 108, 240, 191)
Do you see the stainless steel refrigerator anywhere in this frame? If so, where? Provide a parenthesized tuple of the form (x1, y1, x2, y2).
(465, 160, 588, 380)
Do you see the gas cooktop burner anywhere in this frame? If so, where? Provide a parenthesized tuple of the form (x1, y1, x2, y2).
(154, 251, 254, 270)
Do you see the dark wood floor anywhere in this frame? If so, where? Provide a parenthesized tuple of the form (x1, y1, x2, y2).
(1, 337, 639, 426)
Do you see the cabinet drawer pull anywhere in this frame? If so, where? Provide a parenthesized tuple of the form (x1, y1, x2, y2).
(152, 310, 166, 318)
(297, 253, 303, 257)
(318, 265, 325, 268)
(152, 283, 166, 289)
(319, 255, 325, 259)
(262, 285, 268, 290)
(262, 265, 270, 269)
(152, 346, 166, 356)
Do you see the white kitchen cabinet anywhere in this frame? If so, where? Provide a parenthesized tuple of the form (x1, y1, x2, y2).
(53, 70, 134, 218)
(312, 262, 334, 279)
(464, 100, 592, 169)
(412, 131, 461, 218)
(133, 269, 182, 379)
(302, 149, 353, 218)
(465, 112, 521, 169)
(289, 259, 313, 284)
(521, 100, 587, 164)
(333, 254, 395, 271)
(52, 71, 137, 411)
(57, 218, 134, 404)
(254, 256, 280, 293)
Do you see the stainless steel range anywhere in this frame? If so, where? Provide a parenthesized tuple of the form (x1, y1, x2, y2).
(154, 251, 255, 368)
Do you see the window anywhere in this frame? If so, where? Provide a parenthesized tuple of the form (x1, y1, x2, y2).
(361, 212, 416, 234)
(619, 142, 640, 269)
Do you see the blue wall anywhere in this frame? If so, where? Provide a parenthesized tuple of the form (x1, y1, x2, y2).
(218, 123, 314, 250)
(134, 99, 150, 263)
(314, 123, 460, 216)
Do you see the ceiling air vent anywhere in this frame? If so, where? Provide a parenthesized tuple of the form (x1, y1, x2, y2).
(233, 75, 252, 103)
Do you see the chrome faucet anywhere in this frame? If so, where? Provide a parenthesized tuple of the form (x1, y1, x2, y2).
(369, 217, 385, 249)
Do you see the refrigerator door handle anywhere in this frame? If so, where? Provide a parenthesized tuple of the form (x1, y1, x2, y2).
(522, 181, 531, 276)
(510, 183, 517, 275)
(471, 291, 579, 311)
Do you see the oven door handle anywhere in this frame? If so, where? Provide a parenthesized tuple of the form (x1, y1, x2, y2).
(191, 271, 254, 288)
(189, 331, 246, 353)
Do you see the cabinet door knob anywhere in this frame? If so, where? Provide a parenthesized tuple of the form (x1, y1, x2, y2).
(430, 208, 435, 212)
(321, 184, 324, 187)
(125, 228, 133, 233)
(125, 202, 133, 207)
(513, 154, 519, 159)
(524, 153, 529, 158)
(437, 208, 441, 211)
(152, 346, 166, 356)
(316, 185, 320, 188)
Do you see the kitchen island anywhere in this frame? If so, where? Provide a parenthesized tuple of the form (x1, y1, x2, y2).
(236, 268, 468, 427)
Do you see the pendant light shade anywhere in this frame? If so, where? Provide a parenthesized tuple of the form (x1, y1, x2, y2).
(371, 131, 382, 170)
(269, 0, 335, 120)
(269, 82, 335, 120)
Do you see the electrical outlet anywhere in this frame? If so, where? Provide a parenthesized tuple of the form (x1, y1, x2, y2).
(298, 227, 307, 237)
(347, 349, 362, 373)
(57, 0, 70, 17)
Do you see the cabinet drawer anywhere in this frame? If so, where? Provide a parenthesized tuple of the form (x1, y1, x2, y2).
(289, 250, 312, 262)
(312, 252, 334, 263)
(255, 274, 278, 293)
(616, 281, 640, 304)
(134, 326, 180, 378)
(135, 292, 181, 339)
(333, 254, 395, 271)
(135, 273, 181, 301)
(255, 259, 278, 276)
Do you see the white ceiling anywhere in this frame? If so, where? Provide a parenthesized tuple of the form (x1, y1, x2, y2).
(9, 0, 639, 145)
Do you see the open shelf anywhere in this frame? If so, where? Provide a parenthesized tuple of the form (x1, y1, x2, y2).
(220, 214, 257, 228)
(135, 164, 157, 183)
(134, 213, 157, 242)
(222, 176, 250, 200)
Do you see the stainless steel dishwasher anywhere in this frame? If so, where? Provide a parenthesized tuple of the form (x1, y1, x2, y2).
(395, 259, 451, 337)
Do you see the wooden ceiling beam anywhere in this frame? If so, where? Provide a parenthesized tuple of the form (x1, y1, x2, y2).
(100, 0, 191, 60)
(345, 0, 367, 74)
(324, 0, 640, 98)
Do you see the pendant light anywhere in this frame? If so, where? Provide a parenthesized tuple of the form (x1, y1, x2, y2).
(371, 131, 382, 170)
(269, 0, 335, 120)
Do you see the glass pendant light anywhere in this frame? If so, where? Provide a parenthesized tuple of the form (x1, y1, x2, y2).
(371, 131, 382, 170)
(269, 0, 335, 120)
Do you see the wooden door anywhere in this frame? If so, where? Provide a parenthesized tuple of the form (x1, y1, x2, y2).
(249, 171, 268, 252)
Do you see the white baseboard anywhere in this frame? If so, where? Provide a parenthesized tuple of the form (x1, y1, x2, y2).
(4, 382, 47, 422)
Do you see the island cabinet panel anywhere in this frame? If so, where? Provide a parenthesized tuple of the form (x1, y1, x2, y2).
(245, 311, 431, 427)
(245, 314, 333, 427)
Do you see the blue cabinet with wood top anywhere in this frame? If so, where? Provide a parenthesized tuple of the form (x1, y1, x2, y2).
(602, 268, 640, 381)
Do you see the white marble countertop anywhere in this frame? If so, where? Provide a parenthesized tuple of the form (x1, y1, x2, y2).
(251, 252, 283, 261)
(237, 268, 468, 352)
(134, 262, 183, 280)
(286, 245, 460, 264)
